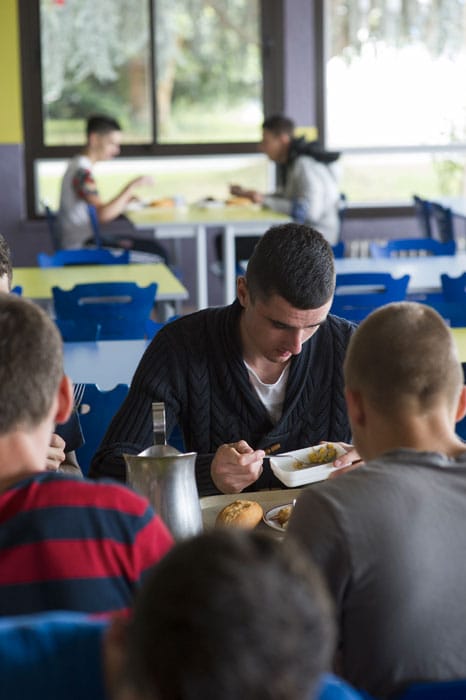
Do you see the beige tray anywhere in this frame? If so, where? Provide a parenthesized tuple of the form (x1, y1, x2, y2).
(200, 488, 303, 536)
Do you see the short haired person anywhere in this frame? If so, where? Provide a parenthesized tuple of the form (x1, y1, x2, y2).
(56, 114, 168, 262)
(0, 294, 172, 616)
(0, 530, 364, 700)
(0, 233, 82, 474)
(91, 223, 357, 495)
(287, 302, 466, 698)
(230, 114, 341, 245)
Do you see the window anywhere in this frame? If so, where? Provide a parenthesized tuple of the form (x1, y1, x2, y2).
(323, 0, 466, 204)
(20, 0, 281, 215)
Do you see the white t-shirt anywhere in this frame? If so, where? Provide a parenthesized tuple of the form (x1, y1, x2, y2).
(57, 155, 96, 249)
(244, 362, 290, 424)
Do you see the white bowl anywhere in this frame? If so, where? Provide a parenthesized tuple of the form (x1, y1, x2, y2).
(269, 443, 346, 488)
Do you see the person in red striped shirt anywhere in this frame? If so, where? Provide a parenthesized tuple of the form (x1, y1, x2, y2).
(0, 293, 173, 617)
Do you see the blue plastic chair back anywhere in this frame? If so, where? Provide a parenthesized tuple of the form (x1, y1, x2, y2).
(430, 202, 455, 243)
(331, 273, 410, 322)
(412, 195, 433, 239)
(53, 282, 157, 340)
(441, 273, 466, 302)
(11, 286, 22, 296)
(332, 241, 345, 259)
(145, 315, 179, 340)
(55, 318, 101, 342)
(74, 383, 129, 476)
(392, 678, 466, 699)
(38, 248, 130, 268)
(420, 300, 466, 328)
(370, 238, 456, 258)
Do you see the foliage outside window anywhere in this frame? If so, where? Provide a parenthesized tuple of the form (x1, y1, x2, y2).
(40, 0, 263, 146)
(325, 0, 466, 203)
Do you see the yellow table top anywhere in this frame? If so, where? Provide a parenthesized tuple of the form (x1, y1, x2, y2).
(13, 263, 188, 302)
(452, 328, 466, 363)
(127, 203, 290, 227)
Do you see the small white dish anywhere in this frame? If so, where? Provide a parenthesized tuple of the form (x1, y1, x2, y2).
(194, 198, 226, 209)
(269, 443, 346, 488)
(263, 503, 294, 532)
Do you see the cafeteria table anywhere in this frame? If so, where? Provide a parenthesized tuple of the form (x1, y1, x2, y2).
(13, 262, 188, 319)
(64, 339, 149, 390)
(127, 204, 290, 309)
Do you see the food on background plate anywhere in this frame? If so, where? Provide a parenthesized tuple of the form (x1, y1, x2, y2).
(226, 196, 254, 206)
(215, 499, 263, 529)
(147, 198, 175, 208)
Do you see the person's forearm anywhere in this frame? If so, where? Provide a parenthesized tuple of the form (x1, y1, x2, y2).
(97, 186, 134, 223)
(262, 194, 293, 216)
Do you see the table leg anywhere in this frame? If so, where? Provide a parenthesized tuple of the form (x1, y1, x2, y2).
(196, 225, 208, 309)
(223, 225, 237, 305)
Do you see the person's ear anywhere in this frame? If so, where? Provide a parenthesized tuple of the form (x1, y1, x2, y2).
(237, 276, 249, 308)
(455, 385, 466, 423)
(345, 387, 366, 427)
(55, 375, 73, 424)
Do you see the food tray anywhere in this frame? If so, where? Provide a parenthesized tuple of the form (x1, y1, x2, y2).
(269, 443, 346, 488)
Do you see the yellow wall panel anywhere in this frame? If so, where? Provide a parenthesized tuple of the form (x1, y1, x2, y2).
(0, 0, 23, 143)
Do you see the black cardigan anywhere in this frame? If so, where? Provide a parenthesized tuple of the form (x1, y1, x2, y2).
(90, 301, 354, 496)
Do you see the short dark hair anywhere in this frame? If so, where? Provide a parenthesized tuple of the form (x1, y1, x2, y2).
(86, 114, 121, 137)
(125, 530, 336, 700)
(262, 114, 295, 137)
(0, 295, 63, 434)
(246, 223, 335, 308)
(0, 234, 12, 289)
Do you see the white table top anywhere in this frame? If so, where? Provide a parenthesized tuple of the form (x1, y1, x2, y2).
(334, 253, 466, 293)
(64, 339, 149, 390)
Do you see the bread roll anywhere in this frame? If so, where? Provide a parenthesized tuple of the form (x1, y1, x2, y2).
(215, 499, 263, 529)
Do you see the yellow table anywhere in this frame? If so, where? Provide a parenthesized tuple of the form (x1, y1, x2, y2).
(127, 204, 290, 308)
(13, 263, 188, 305)
(452, 328, 466, 363)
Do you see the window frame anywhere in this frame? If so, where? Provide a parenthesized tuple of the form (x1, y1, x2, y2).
(19, 0, 285, 218)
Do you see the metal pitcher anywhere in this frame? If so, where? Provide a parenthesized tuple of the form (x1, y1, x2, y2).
(124, 445, 203, 541)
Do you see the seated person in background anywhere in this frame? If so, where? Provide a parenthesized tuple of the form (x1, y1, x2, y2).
(287, 302, 466, 698)
(91, 223, 357, 496)
(57, 113, 168, 262)
(0, 294, 172, 616)
(230, 114, 341, 246)
(0, 233, 82, 475)
(0, 530, 363, 700)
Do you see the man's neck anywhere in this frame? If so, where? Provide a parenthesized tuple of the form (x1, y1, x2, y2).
(0, 429, 50, 492)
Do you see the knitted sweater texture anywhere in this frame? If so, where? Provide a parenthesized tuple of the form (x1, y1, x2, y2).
(90, 301, 354, 496)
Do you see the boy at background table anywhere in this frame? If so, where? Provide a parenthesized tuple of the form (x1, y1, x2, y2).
(56, 113, 169, 262)
(288, 302, 466, 697)
(0, 233, 82, 473)
(0, 293, 172, 616)
(0, 530, 363, 700)
(91, 223, 359, 495)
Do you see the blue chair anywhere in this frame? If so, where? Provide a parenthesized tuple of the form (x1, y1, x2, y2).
(412, 195, 433, 238)
(55, 318, 101, 342)
(430, 202, 455, 243)
(41, 202, 62, 251)
(332, 241, 345, 259)
(441, 273, 466, 302)
(11, 286, 22, 296)
(74, 383, 129, 476)
(38, 248, 130, 268)
(393, 678, 466, 699)
(331, 273, 410, 322)
(145, 315, 179, 340)
(53, 282, 157, 341)
(370, 238, 456, 258)
(420, 300, 466, 328)
(338, 192, 348, 239)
